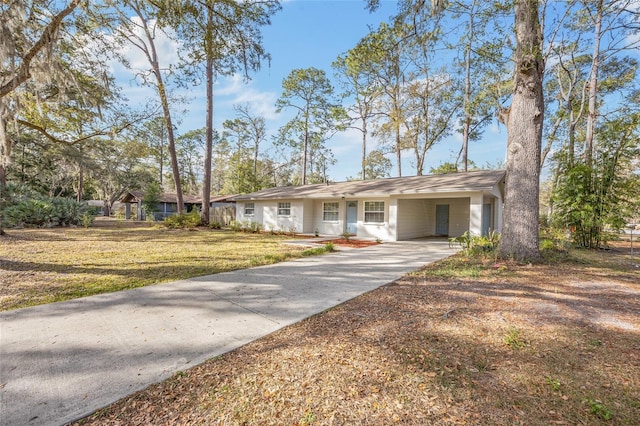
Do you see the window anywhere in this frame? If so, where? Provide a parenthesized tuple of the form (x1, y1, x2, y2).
(323, 202, 339, 221)
(278, 202, 291, 216)
(364, 201, 385, 223)
(244, 202, 255, 216)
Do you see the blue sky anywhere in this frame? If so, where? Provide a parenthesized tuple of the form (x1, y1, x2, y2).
(114, 0, 509, 182)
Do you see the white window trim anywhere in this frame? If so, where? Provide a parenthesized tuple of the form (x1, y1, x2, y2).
(244, 202, 255, 216)
(322, 201, 340, 222)
(364, 201, 385, 224)
(278, 202, 291, 217)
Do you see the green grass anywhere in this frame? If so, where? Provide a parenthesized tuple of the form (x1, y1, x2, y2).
(301, 242, 337, 256)
(0, 224, 313, 311)
(410, 253, 515, 280)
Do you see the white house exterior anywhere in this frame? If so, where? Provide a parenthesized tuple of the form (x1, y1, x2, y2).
(233, 170, 505, 242)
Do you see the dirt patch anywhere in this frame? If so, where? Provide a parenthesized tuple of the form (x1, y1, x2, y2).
(74, 242, 640, 425)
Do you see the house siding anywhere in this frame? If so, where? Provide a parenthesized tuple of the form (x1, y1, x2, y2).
(312, 199, 344, 235)
(437, 198, 470, 237)
(238, 200, 307, 233)
(396, 197, 470, 239)
(397, 199, 431, 240)
(418, 198, 469, 237)
(302, 199, 314, 233)
(357, 198, 393, 240)
(237, 201, 261, 224)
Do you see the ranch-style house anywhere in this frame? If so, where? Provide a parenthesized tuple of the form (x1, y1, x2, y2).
(233, 170, 505, 241)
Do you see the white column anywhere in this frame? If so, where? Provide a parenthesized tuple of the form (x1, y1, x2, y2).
(388, 197, 398, 241)
(469, 193, 483, 235)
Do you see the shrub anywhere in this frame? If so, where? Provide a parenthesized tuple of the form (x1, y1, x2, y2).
(2, 196, 95, 228)
(450, 230, 500, 256)
(80, 212, 95, 228)
(249, 221, 263, 233)
(162, 210, 202, 229)
(539, 238, 556, 251)
(210, 221, 222, 230)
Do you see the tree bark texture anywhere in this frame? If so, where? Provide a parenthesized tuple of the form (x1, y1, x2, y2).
(585, 0, 603, 167)
(461, 2, 475, 173)
(201, 8, 214, 225)
(498, 0, 544, 262)
(201, 55, 213, 225)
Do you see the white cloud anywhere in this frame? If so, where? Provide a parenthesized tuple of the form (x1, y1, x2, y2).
(216, 75, 280, 120)
(329, 127, 362, 156)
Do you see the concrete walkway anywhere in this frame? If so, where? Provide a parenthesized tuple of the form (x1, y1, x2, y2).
(0, 240, 456, 426)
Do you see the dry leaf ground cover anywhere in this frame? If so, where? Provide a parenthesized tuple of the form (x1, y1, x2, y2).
(0, 219, 312, 311)
(74, 241, 640, 425)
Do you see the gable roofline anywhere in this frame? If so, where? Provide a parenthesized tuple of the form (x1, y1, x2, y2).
(232, 170, 506, 201)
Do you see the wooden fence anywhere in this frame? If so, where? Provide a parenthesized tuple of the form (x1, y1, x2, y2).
(209, 205, 236, 226)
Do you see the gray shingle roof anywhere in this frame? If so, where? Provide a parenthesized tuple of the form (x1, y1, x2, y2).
(232, 170, 505, 200)
(120, 192, 237, 204)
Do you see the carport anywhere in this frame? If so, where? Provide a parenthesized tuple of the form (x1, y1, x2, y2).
(394, 190, 503, 240)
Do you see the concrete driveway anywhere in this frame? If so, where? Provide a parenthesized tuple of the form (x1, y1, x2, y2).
(0, 240, 456, 426)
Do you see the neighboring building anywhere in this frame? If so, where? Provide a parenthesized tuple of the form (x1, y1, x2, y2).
(119, 191, 236, 223)
(233, 170, 505, 241)
(208, 195, 237, 225)
(86, 200, 124, 216)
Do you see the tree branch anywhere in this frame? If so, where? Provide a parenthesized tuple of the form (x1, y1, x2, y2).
(0, 0, 83, 98)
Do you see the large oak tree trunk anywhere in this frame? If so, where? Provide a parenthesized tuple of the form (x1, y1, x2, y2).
(498, 0, 544, 262)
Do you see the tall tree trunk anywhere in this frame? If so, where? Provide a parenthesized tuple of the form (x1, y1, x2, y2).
(461, 2, 475, 173)
(156, 78, 183, 214)
(585, 0, 603, 167)
(497, 0, 544, 262)
(395, 120, 402, 177)
(568, 99, 576, 166)
(159, 126, 164, 188)
(361, 117, 367, 180)
(201, 5, 214, 225)
(202, 60, 213, 224)
(253, 140, 259, 187)
(302, 114, 309, 185)
(77, 166, 84, 202)
(0, 102, 7, 236)
(132, 4, 183, 214)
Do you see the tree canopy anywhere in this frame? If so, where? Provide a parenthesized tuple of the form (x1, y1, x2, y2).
(2, 0, 638, 255)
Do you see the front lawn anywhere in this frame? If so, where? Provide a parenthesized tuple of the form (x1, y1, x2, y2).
(0, 221, 311, 311)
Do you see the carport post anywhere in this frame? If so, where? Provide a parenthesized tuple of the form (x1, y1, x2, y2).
(388, 198, 398, 241)
(469, 193, 483, 235)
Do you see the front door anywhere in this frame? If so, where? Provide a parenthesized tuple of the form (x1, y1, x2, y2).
(346, 201, 357, 234)
(435, 204, 449, 236)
